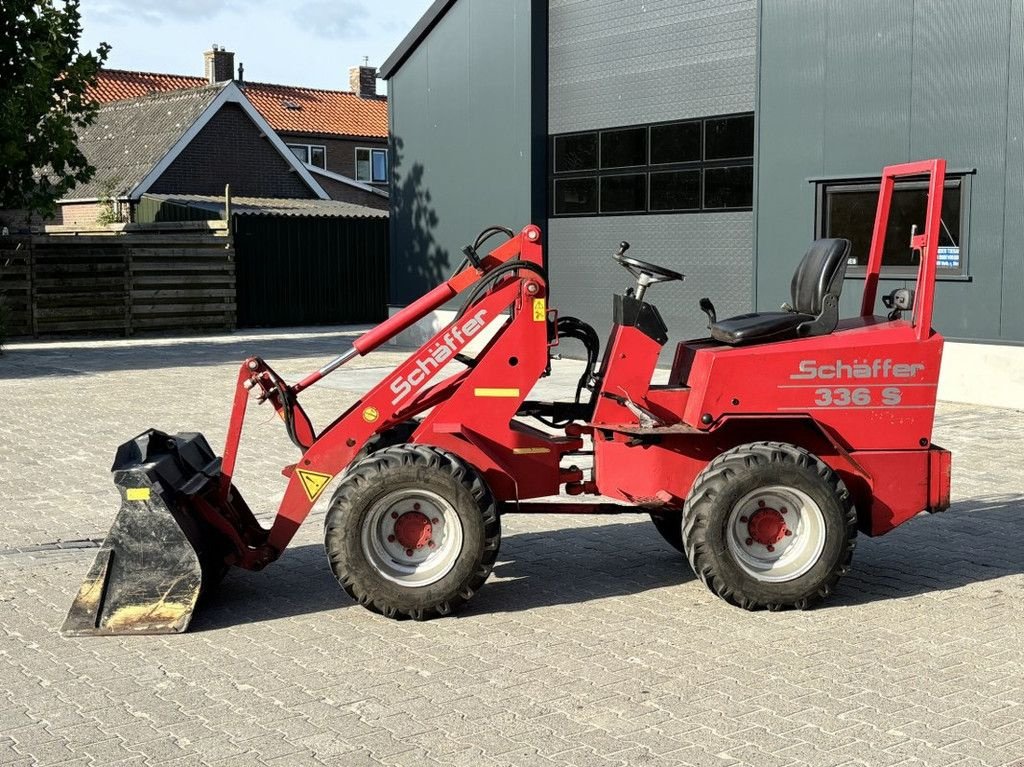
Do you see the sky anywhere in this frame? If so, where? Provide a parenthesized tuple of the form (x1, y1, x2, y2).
(78, 0, 435, 92)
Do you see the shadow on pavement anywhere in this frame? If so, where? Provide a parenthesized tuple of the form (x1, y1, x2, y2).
(0, 327, 375, 379)
(825, 493, 1024, 607)
(184, 497, 1024, 628)
(189, 522, 689, 630)
(470, 522, 693, 615)
(191, 542, 352, 631)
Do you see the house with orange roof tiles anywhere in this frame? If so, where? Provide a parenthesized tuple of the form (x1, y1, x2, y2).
(87, 47, 390, 193)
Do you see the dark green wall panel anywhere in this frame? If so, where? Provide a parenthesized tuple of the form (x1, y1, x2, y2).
(1001, 0, 1024, 341)
(757, 0, 1020, 342)
(387, 0, 538, 305)
(754, 0, 826, 308)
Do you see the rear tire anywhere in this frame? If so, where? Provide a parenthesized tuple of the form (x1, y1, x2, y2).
(649, 511, 685, 554)
(682, 441, 857, 610)
(324, 445, 500, 620)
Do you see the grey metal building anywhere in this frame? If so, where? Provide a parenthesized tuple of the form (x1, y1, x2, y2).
(381, 0, 1024, 405)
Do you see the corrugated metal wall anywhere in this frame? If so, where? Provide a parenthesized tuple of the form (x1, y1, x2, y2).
(387, 0, 540, 306)
(547, 0, 758, 348)
(756, 0, 1024, 343)
(234, 216, 388, 327)
(136, 197, 219, 223)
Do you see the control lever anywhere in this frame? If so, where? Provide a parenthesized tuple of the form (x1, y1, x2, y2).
(615, 241, 630, 257)
(699, 298, 717, 328)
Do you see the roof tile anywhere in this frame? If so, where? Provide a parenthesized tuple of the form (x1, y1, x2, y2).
(68, 86, 225, 200)
(88, 70, 388, 139)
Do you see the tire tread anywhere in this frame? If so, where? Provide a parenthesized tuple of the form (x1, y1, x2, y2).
(324, 445, 499, 620)
(682, 441, 857, 611)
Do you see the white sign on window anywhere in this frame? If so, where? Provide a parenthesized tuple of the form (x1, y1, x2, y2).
(936, 246, 960, 269)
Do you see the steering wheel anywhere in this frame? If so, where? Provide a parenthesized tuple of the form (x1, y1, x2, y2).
(612, 242, 683, 301)
(613, 242, 683, 282)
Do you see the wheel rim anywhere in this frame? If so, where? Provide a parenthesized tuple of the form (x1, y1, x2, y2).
(361, 489, 464, 587)
(725, 485, 826, 583)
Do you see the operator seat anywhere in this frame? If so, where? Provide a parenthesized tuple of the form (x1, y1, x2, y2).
(708, 238, 851, 345)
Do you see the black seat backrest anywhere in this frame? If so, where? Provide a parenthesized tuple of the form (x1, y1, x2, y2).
(790, 239, 851, 315)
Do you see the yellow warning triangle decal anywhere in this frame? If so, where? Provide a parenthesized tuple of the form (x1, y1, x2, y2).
(296, 469, 333, 501)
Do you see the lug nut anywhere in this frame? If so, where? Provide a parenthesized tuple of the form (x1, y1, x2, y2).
(413, 503, 421, 511)
(740, 516, 748, 523)
(391, 511, 399, 519)
(428, 540, 435, 548)
(431, 517, 439, 524)
(780, 507, 788, 514)
(405, 549, 414, 557)
(387, 534, 395, 543)
(767, 545, 775, 553)
(745, 538, 753, 546)
(785, 530, 792, 537)
(758, 500, 766, 508)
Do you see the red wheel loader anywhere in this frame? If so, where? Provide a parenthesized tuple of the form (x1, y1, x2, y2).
(64, 159, 953, 634)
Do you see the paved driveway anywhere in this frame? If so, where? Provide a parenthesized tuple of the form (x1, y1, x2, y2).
(1, 329, 1022, 767)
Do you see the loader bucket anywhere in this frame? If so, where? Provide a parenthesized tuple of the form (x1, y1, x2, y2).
(62, 430, 238, 636)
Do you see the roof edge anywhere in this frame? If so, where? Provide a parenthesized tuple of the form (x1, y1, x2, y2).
(97, 68, 387, 99)
(306, 165, 389, 197)
(127, 82, 330, 201)
(380, 0, 459, 79)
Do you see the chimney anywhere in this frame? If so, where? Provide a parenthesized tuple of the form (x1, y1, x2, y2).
(349, 61, 378, 99)
(204, 45, 235, 84)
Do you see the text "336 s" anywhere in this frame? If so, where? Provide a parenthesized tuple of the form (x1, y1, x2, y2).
(814, 387, 902, 407)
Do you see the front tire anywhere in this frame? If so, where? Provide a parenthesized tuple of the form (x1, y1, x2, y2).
(682, 441, 857, 610)
(324, 445, 500, 620)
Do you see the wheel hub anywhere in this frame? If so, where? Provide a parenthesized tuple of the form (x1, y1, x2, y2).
(747, 508, 787, 546)
(394, 511, 433, 550)
(362, 489, 464, 587)
(726, 486, 827, 583)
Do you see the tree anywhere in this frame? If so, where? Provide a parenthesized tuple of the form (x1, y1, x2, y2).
(0, 1, 110, 216)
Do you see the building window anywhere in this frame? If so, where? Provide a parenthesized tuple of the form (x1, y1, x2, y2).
(550, 112, 754, 217)
(816, 176, 967, 276)
(287, 143, 327, 169)
(356, 147, 388, 183)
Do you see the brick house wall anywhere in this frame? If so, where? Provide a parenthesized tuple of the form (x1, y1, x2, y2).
(279, 133, 388, 186)
(150, 104, 316, 198)
(313, 176, 389, 210)
(57, 202, 125, 226)
(2, 202, 128, 230)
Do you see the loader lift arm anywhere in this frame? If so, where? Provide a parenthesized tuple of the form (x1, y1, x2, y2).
(216, 225, 549, 569)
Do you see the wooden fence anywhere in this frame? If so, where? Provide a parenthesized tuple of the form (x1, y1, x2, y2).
(0, 222, 235, 337)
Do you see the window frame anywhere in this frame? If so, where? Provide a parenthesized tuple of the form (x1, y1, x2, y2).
(599, 171, 649, 215)
(553, 132, 599, 174)
(549, 112, 754, 218)
(286, 142, 327, 169)
(648, 168, 702, 213)
(814, 173, 972, 279)
(355, 146, 389, 183)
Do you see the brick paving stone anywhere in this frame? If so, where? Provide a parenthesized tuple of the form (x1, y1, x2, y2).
(1, 328, 1022, 767)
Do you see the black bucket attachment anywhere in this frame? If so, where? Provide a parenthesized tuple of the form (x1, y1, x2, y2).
(63, 430, 248, 635)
